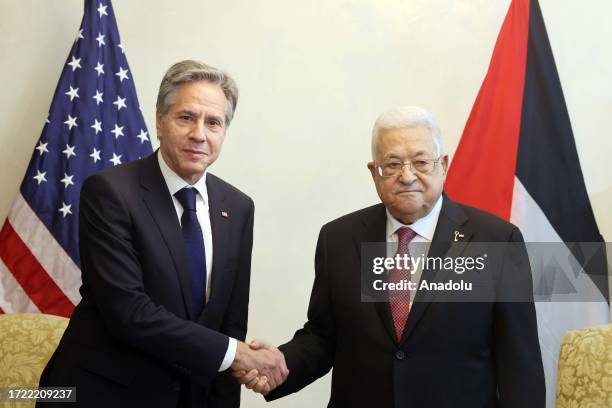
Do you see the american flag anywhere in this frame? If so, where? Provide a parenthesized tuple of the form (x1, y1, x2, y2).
(0, 0, 152, 316)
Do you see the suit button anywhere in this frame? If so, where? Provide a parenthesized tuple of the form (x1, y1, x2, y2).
(396, 350, 406, 360)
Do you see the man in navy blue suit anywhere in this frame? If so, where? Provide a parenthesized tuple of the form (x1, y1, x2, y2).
(38, 60, 287, 408)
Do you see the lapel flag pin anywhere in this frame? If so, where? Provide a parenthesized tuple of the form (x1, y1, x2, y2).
(454, 231, 464, 242)
(221, 211, 228, 218)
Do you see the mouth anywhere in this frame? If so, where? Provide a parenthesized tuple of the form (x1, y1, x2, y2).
(183, 149, 208, 159)
(395, 190, 422, 195)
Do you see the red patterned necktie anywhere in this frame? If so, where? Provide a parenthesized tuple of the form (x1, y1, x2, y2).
(389, 226, 417, 340)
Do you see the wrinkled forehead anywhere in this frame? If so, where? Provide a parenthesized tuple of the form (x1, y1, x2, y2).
(375, 126, 437, 159)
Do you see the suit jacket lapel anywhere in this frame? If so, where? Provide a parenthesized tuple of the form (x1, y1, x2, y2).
(200, 175, 229, 319)
(400, 195, 472, 344)
(139, 153, 193, 320)
(352, 205, 400, 345)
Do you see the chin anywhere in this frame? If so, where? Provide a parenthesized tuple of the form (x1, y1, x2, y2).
(178, 166, 205, 180)
(184, 161, 207, 171)
(389, 205, 417, 217)
(395, 200, 421, 212)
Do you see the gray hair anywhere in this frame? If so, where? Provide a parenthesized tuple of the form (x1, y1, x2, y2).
(156, 60, 239, 126)
(371, 106, 443, 159)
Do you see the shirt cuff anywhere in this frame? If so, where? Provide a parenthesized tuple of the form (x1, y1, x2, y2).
(218, 337, 237, 372)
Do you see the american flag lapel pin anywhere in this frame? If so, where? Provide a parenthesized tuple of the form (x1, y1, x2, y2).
(221, 211, 228, 218)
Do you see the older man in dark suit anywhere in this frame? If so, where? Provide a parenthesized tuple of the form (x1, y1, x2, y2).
(38, 60, 287, 408)
(238, 106, 545, 407)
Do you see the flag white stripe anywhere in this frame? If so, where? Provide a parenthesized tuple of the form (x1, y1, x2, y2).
(511, 177, 608, 302)
(511, 177, 609, 408)
(0, 258, 40, 313)
(8, 193, 81, 305)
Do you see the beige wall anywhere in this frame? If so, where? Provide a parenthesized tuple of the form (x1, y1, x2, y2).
(1, 0, 611, 406)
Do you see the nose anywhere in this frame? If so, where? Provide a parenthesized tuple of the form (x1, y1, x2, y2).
(191, 119, 207, 142)
(398, 164, 417, 184)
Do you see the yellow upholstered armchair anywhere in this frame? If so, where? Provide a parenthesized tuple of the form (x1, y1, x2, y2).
(0, 313, 68, 407)
(556, 324, 612, 408)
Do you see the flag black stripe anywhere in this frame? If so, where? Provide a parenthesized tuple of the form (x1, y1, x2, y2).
(516, 0, 601, 243)
(516, 0, 607, 302)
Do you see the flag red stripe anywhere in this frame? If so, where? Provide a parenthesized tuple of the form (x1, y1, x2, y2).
(0, 220, 74, 317)
(445, 0, 531, 220)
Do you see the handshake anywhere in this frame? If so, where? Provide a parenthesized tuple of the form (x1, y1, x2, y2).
(231, 339, 289, 396)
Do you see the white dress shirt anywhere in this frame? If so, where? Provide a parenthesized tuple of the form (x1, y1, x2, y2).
(158, 153, 236, 372)
(385, 195, 443, 302)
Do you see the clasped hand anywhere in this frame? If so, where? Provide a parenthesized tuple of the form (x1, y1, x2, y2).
(231, 339, 288, 395)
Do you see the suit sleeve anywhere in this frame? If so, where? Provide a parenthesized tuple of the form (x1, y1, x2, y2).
(79, 173, 229, 384)
(493, 227, 546, 408)
(209, 198, 254, 408)
(266, 225, 335, 401)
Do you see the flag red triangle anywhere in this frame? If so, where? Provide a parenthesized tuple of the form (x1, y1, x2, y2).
(445, 0, 530, 221)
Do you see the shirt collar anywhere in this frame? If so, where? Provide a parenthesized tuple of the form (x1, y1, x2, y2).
(157, 151, 208, 200)
(386, 194, 443, 241)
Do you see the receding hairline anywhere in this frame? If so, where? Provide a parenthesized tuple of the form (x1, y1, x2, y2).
(371, 106, 443, 159)
(163, 83, 230, 124)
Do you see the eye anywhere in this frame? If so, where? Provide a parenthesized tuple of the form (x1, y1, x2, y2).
(178, 115, 193, 122)
(208, 118, 223, 127)
(385, 162, 402, 170)
(413, 160, 429, 167)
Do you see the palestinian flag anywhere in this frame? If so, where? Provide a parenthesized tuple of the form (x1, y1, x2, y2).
(444, 0, 610, 406)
